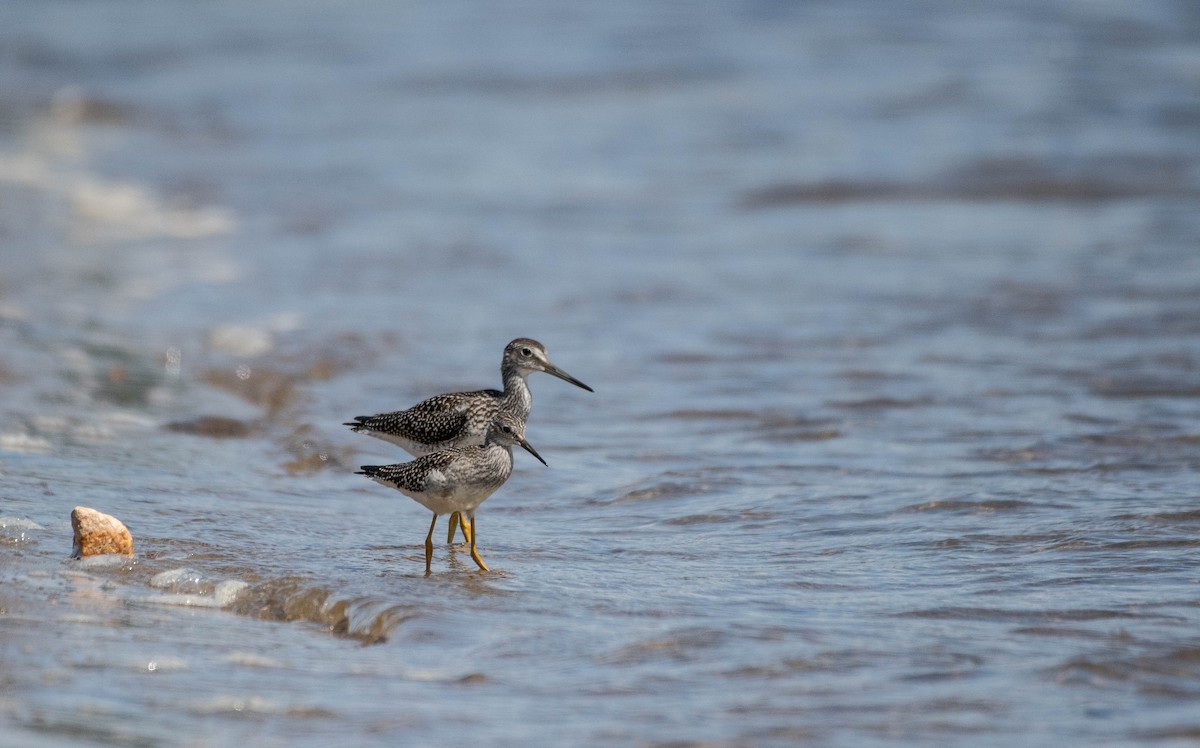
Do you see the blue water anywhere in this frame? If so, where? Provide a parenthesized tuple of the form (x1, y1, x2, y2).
(2, 1, 1200, 745)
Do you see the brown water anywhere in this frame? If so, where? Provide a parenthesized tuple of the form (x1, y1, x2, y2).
(2, 1, 1200, 745)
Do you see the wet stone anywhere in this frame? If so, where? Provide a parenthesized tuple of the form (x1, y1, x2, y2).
(70, 506, 134, 558)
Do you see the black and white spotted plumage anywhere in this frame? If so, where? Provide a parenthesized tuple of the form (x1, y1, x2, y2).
(356, 411, 546, 573)
(357, 449, 459, 497)
(346, 338, 591, 455)
(348, 390, 500, 452)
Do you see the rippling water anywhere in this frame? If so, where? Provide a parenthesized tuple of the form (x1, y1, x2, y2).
(3, 1, 1200, 745)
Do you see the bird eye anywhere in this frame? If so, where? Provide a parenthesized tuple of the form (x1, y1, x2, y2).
(520, 347, 533, 357)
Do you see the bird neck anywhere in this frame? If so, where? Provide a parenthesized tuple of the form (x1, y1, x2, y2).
(499, 367, 533, 419)
(479, 438, 515, 466)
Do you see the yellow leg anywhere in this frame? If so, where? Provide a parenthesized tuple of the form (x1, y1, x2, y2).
(423, 513, 438, 576)
(447, 512, 460, 544)
(466, 513, 489, 572)
(459, 515, 473, 545)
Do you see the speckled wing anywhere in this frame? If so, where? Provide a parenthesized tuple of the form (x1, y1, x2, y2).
(357, 450, 459, 493)
(346, 389, 502, 446)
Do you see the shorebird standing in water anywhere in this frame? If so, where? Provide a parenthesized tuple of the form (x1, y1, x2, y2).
(357, 410, 546, 575)
(346, 338, 591, 542)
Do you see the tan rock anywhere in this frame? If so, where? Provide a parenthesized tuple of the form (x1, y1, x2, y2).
(70, 506, 134, 558)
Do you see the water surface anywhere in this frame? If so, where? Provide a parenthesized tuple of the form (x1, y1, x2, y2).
(2, 1, 1200, 745)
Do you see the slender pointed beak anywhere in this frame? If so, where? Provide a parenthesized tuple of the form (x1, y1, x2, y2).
(541, 361, 594, 393)
(518, 437, 548, 466)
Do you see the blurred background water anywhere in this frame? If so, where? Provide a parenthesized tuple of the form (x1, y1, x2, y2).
(2, 1, 1200, 745)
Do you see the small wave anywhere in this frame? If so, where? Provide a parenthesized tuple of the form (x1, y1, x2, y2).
(1114, 509, 1200, 523)
(656, 408, 759, 421)
(164, 416, 256, 438)
(662, 513, 727, 526)
(611, 475, 738, 504)
(614, 481, 696, 503)
(897, 607, 1150, 623)
(149, 567, 205, 590)
(740, 155, 1199, 208)
(225, 578, 416, 644)
(1050, 645, 1200, 697)
(141, 568, 249, 608)
(139, 581, 249, 609)
(600, 626, 727, 665)
(898, 499, 1039, 514)
(69, 555, 133, 570)
(71, 654, 190, 674)
(1100, 383, 1200, 399)
(0, 517, 45, 532)
(0, 516, 43, 546)
(754, 414, 841, 442)
(220, 651, 287, 669)
(1013, 627, 1134, 641)
(653, 408, 840, 442)
(829, 396, 933, 410)
(190, 695, 335, 718)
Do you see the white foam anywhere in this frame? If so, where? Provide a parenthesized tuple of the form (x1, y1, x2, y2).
(145, 593, 222, 608)
(214, 580, 249, 606)
(209, 325, 273, 358)
(71, 554, 131, 569)
(99, 411, 157, 430)
(25, 411, 154, 447)
(0, 144, 235, 242)
(149, 568, 204, 589)
(221, 651, 285, 669)
(68, 423, 117, 443)
(139, 578, 247, 609)
(192, 696, 279, 715)
(72, 177, 235, 241)
(0, 433, 53, 453)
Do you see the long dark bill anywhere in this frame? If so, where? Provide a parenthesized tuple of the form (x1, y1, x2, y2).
(518, 437, 549, 466)
(543, 362, 594, 393)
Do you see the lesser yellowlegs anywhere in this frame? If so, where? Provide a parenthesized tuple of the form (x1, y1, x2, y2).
(346, 338, 590, 542)
(356, 410, 546, 575)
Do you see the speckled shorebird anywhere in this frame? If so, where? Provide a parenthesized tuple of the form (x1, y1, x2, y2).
(346, 338, 591, 543)
(356, 410, 546, 575)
